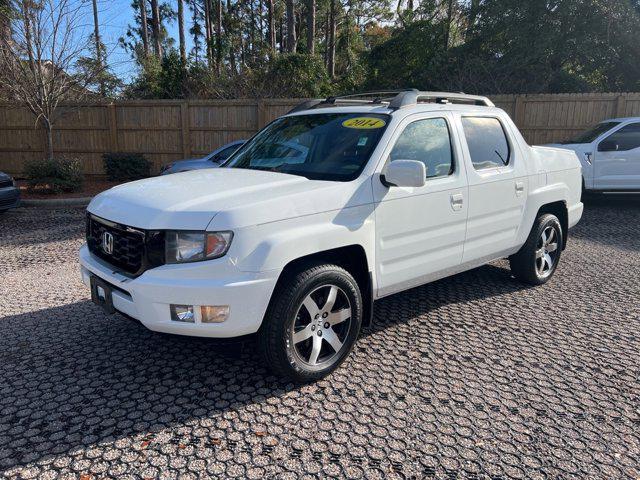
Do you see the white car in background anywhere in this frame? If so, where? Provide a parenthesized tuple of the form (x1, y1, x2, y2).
(548, 117, 640, 192)
(80, 90, 583, 382)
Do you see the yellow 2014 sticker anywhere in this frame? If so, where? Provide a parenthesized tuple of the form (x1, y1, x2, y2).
(342, 117, 386, 129)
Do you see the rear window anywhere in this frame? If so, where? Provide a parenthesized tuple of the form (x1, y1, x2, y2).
(461, 117, 510, 170)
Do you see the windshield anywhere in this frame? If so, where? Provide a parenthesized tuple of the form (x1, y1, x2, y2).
(225, 113, 390, 181)
(564, 121, 620, 144)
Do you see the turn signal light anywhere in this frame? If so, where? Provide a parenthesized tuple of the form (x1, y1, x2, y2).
(201, 305, 229, 323)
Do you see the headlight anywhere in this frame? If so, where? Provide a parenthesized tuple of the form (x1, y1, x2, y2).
(165, 231, 233, 263)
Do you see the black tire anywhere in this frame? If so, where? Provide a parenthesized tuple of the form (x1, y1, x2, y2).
(509, 213, 563, 285)
(258, 263, 363, 382)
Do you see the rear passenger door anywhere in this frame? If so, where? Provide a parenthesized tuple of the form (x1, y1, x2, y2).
(373, 113, 468, 297)
(455, 115, 528, 264)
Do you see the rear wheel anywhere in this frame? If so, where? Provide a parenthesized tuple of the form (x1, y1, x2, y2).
(258, 263, 362, 382)
(509, 213, 563, 285)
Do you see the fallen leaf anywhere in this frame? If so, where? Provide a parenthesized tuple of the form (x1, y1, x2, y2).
(80, 475, 92, 480)
(211, 439, 221, 445)
(255, 431, 267, 437)
(178, 444, 186, 449)
(141, 441, 150, 449)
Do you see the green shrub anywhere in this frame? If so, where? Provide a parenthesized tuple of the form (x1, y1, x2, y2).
(102, 153, 151, 181)
(24, 156, 83, 193)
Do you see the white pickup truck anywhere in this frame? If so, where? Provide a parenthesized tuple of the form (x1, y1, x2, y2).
(80, 91, 583, 382)
(548, 117, 640, 192)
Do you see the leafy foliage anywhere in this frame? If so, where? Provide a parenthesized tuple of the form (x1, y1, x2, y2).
(125, 53, 331, 99)
(24, 156, 83, 193)
(102, 153, 151, 181)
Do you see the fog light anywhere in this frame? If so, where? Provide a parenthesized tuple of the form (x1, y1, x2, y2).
(170, 304, 195, 322)
(201, 305, 229, 323)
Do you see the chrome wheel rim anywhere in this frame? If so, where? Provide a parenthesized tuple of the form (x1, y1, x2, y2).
(535, 226, 559, 278)
(291, 284, 352, 367)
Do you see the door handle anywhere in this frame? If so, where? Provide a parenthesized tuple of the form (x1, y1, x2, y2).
(515, 181, 525, 196)
(450, 193, 464, 211)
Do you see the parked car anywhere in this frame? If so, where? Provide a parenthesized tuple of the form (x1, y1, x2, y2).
(80, 90, 583, 382)
(160, 140, 245, 175)
(0, 171, 20, 212)
(547, 117, 640, 192)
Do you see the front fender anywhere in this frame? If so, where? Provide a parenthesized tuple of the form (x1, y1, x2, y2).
(235, 205, 376, 274)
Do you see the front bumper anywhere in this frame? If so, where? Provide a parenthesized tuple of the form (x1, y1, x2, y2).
(79, 244, 279, 338)
(0, 187, 20, 211)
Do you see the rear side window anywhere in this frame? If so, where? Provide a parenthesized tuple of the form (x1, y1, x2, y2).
(461, 117, 510, 170)
(598, 123, 640, 152)
(389, 118, 454, 179)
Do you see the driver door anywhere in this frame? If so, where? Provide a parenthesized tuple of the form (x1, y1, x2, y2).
(372, 113, 468, 297)
(595, 122, 640, 190)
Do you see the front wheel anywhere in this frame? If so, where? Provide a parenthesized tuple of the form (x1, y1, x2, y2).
(258, 263, 363, 382)
(509, 213, 563, 285)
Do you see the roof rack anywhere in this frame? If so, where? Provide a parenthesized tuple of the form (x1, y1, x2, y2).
(287, 89, 494, 114)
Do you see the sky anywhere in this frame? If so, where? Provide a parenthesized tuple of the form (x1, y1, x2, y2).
(94, 0, 193, 82)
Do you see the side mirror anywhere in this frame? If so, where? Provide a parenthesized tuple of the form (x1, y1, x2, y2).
(598, 140, 619, 152)
(382, 160, 426, 188)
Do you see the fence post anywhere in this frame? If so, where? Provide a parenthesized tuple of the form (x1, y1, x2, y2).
(514, 95, 525, 128)
(615, 95, 626, 117)
(181, 102, 190, 158)
(108, 103, 118, 152)
(257, 100, 267, 130)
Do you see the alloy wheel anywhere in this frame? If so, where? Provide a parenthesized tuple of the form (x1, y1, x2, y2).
(290, 284, 352, 367)
(535, 226, 559, 278)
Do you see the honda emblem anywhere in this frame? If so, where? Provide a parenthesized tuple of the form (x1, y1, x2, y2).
(102, 231, 114, 255)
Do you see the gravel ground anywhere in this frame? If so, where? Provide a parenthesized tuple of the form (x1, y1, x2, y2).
(0, 196, 639, 480)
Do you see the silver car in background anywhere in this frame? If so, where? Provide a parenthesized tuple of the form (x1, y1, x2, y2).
(0, 171, 20, 212)
(160, 140, 245, 175)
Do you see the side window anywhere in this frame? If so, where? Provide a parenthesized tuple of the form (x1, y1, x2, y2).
(389, 118, 454, 179)
(215, 144, 241, 161)
(461, 117, 510, 170)
(598, 123, 640, 152)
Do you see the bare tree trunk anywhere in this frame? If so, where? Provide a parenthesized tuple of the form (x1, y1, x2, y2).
(267, 0, 275, 57)
(90, 0, 105, 96)
(323, 12, 328, 67)
(279, 16, 284, 53)
(306, 0, 315, 54)
(43, 119, 53, 160)
(327, 0, 335, 78)
(227, 0, 237, 72)
(139, 0, 150, 57)
(444, 0, 454, 50)
(286, 0, 296, 52)
(150, 0, 162, 56)
(177, 0, 186, 63)
(215, 0, 222, 72)
(203, 0, 212, 64)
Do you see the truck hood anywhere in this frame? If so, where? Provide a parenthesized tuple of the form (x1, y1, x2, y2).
(88, 168, 369, 230)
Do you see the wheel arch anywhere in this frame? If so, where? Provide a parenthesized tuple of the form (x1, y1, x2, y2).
(269, 245, 374, 327)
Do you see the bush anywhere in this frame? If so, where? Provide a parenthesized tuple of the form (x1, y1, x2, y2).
(102, 153, 151, 181)
(24, 156, 83, 193)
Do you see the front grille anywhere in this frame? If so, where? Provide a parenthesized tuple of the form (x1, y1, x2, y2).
(86, 214, 164, 276)
(0, 179, 13, 189)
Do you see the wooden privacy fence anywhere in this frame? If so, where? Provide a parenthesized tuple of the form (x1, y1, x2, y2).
(1, 93, 640, 176)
